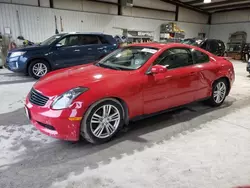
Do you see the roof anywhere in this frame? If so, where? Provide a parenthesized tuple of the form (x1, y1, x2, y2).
(128, 42, 214, 56)
(129, 42, 194, 49)
(59, 32, 107, 36)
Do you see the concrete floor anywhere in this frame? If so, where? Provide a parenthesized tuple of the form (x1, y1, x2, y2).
(0, 60, 250, 188)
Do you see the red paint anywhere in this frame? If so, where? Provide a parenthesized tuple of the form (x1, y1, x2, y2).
(25, 43, 235, 141)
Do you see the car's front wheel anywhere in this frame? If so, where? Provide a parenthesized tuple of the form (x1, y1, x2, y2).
(28, 59, 50, 79)
(207, 79, 228, 107)
(81, 99, 125, 144)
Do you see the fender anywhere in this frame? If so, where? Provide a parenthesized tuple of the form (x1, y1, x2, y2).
(26, 56, 55, 72)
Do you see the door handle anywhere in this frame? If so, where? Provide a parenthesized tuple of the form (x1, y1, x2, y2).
(74, 49, 80, 52)
(88, 48, 92, 50)
(97, 47, 104, 50)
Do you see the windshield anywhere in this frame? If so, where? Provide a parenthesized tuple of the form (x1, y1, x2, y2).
(40, 34, 64, 46)
(97, 46, 158, 70)
(181, 39, 198, 46)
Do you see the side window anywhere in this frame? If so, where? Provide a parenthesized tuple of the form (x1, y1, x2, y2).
(192, 50, 210, 64)
(79, 35, 101, 45)
(98, 36, 110, 44)
(57, 35, 79, 47)
(154, 48, 193, 69)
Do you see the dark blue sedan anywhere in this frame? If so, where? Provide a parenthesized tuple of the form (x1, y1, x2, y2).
(6, 32, 118, 79)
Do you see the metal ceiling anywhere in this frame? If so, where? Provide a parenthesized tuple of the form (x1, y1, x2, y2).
(178, 0, 250, 13)
(90, 0, 250, 14)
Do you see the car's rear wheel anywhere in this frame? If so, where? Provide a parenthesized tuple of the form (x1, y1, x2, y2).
(206, 79, 228, 107)
(28, 59, 50, 79)
(81, 99, 124, 144)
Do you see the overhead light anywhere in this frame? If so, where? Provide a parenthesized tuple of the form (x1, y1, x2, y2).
(204, 0, 211, 3)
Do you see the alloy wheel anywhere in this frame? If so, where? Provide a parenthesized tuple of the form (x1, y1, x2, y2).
(90, 104, 121, 139)
(32, 63, 48, 77)
(213, 82, 226, 104)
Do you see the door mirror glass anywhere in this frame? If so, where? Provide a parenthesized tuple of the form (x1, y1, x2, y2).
(151, 65, 167, 74)
(55, 43, 63, 48)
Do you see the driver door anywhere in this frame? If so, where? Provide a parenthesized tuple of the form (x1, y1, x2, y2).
(143, 48, 199, 114)
(51, 35, 88, 69)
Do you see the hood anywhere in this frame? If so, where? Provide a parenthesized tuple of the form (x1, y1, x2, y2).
(11, 45, 48, 52)
(34, 64, 130, 97)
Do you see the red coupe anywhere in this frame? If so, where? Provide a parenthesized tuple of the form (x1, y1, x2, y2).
(25, 43, 235, 144)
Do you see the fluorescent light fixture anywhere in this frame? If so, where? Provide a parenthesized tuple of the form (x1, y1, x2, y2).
(204, 0, 211, 3)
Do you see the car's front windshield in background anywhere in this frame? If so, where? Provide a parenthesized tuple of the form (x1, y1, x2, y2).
(40, 34, 64, 46)
(181, 39, 197, 46)
(97, 46, 159, 70)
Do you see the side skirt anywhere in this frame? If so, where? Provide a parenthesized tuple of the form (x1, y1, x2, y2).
(130, 97, 210, 122)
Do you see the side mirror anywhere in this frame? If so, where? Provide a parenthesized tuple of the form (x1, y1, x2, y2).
(55, 43, 63, 48)
(151, 65, 167, 74)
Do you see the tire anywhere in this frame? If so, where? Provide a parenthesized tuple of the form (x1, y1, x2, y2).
(206, 79, 228, 107)
(0, 66, 3, 69)
(81, 99, 125, 144)
(28, 59, 50, 79)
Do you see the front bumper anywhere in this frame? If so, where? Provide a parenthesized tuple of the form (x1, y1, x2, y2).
(25, 97, 83, 141)
(6, 56, 28, 73)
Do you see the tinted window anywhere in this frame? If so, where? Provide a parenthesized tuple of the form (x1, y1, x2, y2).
(99, 36, 110, 44)
(192, 50, 210, 64)
(79, 35, 101, 45)
(57, 35, 79, 46)
(154, 48, 193, 69)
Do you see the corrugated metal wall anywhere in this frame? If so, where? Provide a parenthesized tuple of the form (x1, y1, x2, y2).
(209, 10, 250, 43)
(0, 3, 209, 43)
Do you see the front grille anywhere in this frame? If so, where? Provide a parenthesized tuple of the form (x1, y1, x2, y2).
(29, 89, 49, 106)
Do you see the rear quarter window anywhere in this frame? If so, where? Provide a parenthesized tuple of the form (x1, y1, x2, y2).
(98, 36, 110, 44)
(192, 50, 210, 64)
(101, 35, 117, 45)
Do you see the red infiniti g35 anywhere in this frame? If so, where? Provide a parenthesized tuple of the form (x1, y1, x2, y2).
(25, 43, 235, 144)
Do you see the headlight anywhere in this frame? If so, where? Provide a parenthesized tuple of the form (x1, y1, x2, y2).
(51, 87, 88, 110)
(10, 51, 26, 58)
